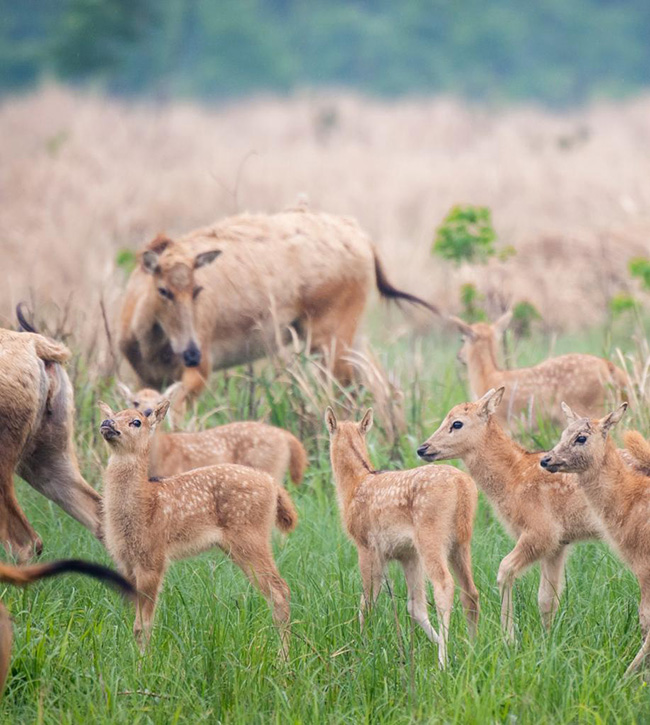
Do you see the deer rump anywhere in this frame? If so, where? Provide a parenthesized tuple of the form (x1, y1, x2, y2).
(119, 209, 437, 388)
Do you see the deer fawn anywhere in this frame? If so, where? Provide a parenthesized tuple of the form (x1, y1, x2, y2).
(99, 399, 297, 655)
(541, 402, 650, 676)
(449, 311, 627, 429)
(117, 382, 307, 485)
(417, 387, 603, 640)
(325, 407, 479, 668)
(0, 559, 134, 697)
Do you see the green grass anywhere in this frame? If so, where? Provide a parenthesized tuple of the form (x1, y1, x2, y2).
(2, 321, 650, 723)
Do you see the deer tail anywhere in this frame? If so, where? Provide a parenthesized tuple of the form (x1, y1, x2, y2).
(275, 487, 298, 533)
(373, 252, 439, 316)
(624, 431, 650, 472)
(286, 433, 308, 485)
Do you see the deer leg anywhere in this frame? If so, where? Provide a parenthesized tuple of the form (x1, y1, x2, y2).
(0, 603, 12, 697)
(450, 541, 480, 640)
(133, 567, 163, 652)
(399, 552, 439, 644)
(497, 533, 550, 642)
(419, 549, 455, 669)
(538, 547, 568, 630)
(0, 470, 41, 562)
(357, 546, 385, 631)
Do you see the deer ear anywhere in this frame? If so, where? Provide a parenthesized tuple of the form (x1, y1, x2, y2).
(150, 399, 170, 429)
(493, 310, 513, 337)
(116, 382, 135, 404)
(359, 408, 374, 435)
(194, 250, 221, 269)
(162, 381, 184, 401)
(477, 387, 504, 419)
(98, 401, 115, 420)
(141, 250, 160, 275)
(448, 315, 476, 340)
(325, 406, 337, 434)
(561, 401, 580, 424)
(599, 402, 628, 436)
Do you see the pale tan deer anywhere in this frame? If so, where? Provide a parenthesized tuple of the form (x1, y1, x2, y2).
(0, 311, 103, 561)
(325, 407, 479, 668)
(116, 383, 307, 485)
(449, 312, 627, 429)
(417, 387, 603, 639)
(99, 399, 297, 655)
(118, 204, 438, 410)
(0, 559, 134, 697)
(541, 402, 650, 676)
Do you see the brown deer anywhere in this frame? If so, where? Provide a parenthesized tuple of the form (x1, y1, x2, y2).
(99, 399, 297, 655)
(541, 402, 650, 676)
(118, 204, 438, 411)
(0, 312, 103, 561)
(116, 383, 307, 485)
(0, 559, 134, 697)
(448, 312, 627, 429)
(325, 407, 479, 668)
(417, 387, 603, 639)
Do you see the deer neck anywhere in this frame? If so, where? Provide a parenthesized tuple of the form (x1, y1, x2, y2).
(576, 440, 627, 534)
(467, 338, 501, 398)
(148, 427, 168, 468)
(104, 451, 152, 523)
(330, 440, 373, 511)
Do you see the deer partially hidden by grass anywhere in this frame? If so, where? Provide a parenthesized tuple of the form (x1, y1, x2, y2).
(117, 383, 307, 485)
(325, 407, 479, 668)
(417, 387, 603, 640)
(99, 399, 297, 655)
(449, 311, 628, 429)
(0, 559, 134, 697)
(541, 402, 650, 676)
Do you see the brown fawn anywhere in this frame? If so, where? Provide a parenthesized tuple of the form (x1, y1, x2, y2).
(541, 402, 650, 676)
(0, 559, 134, 697)
(325, 407, 479, 668)
(117, 382, 307, 485)
(449, 312, 627, 429)
(99, 399, 297, 655)
(417, 387, 603, 640)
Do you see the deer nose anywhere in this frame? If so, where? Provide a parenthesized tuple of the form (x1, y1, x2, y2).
(417, 444, 429, 458)
(183, 342, 201, 367)
(540, 455, 551, 468)
(143, 408, 153, 417)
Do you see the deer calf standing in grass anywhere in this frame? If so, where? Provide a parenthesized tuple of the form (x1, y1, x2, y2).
(417, 387, 603, 639)
(325, 407, 479, 668)
(449, 312, 627, 429)
(541, 403, 650, 676)
(99, 399, 297, 655)
(117, 383, 307, 485)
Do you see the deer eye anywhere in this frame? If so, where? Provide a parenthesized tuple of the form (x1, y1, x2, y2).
(575, 435, 587, 445)
(193, 286, 203, 300)
(133, 402, 139, 408)
(451, 420, 463, 430)
(158, 287, 174, 300)
(130, 419, 142, 428)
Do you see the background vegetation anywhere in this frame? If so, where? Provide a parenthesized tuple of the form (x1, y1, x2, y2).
(2, 0, 650, 105)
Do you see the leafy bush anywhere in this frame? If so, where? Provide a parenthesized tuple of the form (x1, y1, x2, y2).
(629, 257, 650, 291)
(432, 205, 497, 266)
(512, 300, 541, 338)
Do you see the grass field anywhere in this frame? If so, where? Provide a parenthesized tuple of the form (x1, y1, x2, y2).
(2, 318, 650, 724)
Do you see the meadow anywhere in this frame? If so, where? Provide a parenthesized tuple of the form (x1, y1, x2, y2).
(2, 314, 650, 724)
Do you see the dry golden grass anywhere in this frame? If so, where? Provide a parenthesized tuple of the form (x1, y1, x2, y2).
(2, 84, 649, 362)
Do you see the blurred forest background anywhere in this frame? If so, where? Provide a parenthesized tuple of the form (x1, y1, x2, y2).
(3, 0, 650, 105)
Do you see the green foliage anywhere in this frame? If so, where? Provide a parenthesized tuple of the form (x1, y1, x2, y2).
(459, 283, 487, 323)
(115, 248, 137, 275)
(511, 300, 542, 338)
(2, 0, 650, 104)
(629, 257, 650, 291)
(432, 205, 497, 266)
(609, 292, 638, 316)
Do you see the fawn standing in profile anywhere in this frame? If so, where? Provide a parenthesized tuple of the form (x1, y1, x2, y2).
(417, 387, 603, 639)
(117, 382, 307, 485)
(99, 399, 297, 655)
(325, 407, 479, 668)
(541, 402, 650, 676)
(449, 311, 627, 429)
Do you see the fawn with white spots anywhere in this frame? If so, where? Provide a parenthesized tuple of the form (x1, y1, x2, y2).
(541, 403, 650, 676)
(449, 311, 627, 429)
(325, 407, 479, 668)
(99, 399, 297, 655)
(417, 387, 603, 640)
(117, 382, 307, 485)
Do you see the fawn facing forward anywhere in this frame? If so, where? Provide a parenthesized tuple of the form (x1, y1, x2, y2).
(325, 407, 479, 668)
(117, 382, 307, 485)
(541, 403, 650, 676)
(99, 399, 297, 654)
(417, 387, 603, 639)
